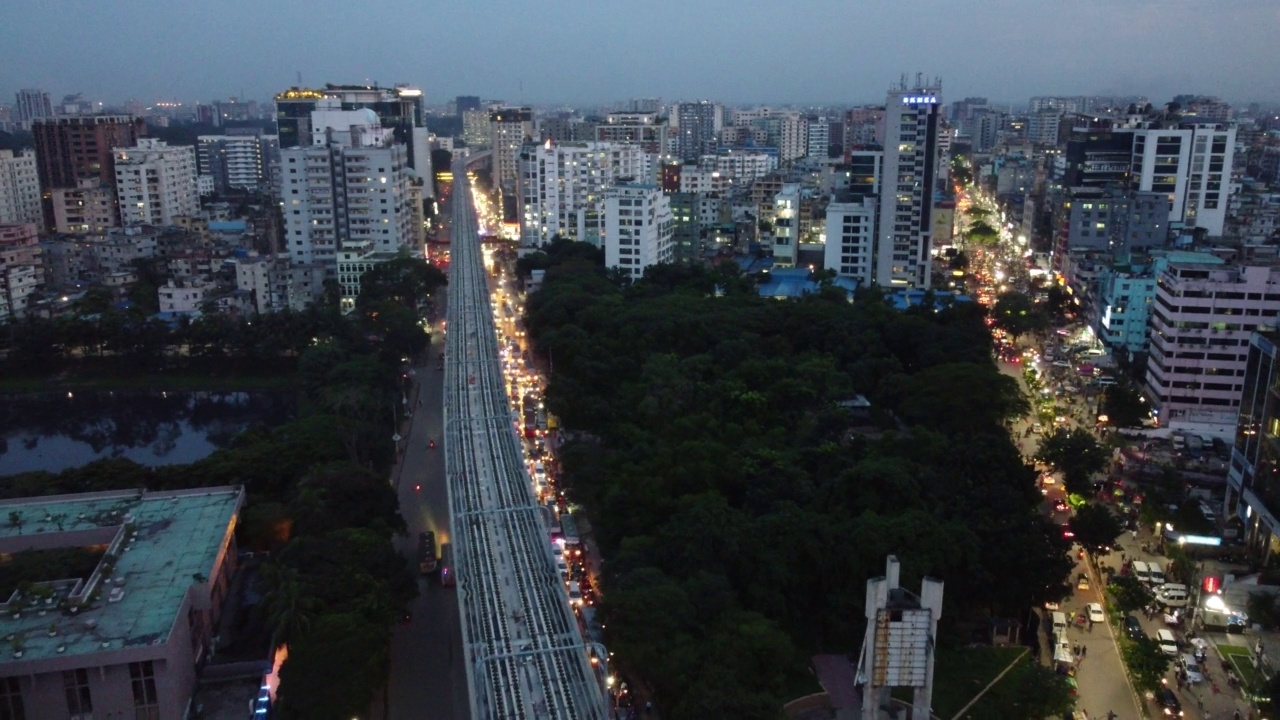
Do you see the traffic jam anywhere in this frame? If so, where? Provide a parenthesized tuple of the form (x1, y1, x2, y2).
(484, 251, 626, 701)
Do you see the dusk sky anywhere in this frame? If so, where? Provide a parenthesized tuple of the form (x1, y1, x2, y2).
(3, 0, 1278, 109)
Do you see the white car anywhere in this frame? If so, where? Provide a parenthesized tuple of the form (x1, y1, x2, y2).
(1157, 628, 1179, 656)
(1087, 603, 1105, 623)
(1180, 654, 1204, 683)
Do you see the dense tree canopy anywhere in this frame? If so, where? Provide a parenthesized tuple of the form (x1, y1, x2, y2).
(991, 290, 1048, 342)
(523, 242, 1073, 716)
(1037, 429, 1110, 496)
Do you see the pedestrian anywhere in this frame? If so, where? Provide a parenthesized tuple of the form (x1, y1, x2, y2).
(645, 701, 652, 715)
(1081, 644, 1087, 658)
(1073, 643, 1080, 657)
(1087, 619, 1093, 632)
(1132, 528, 1138, 539)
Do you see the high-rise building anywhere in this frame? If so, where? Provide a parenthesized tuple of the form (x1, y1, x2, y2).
(455, 95, 482, 117)
(14, 89, 53, 129)
(675, 101, 722, 162)
(1128, 121, 1236, 236)
(770, 183, 802, 267)
(462, 109, 492, 147)
(113, 139, 199, 226)
(32, 115, 146, 230)
(32, 115, 146, 190)
(594, 113, 668, 155)
(1145, 262, 1280, 429)
(517, 140, 645, 248)
(668, 192, 701, 264)
(1027, 109, 1062, 146)
(196, 130, 280, 193)
(490, 107, 535, 190)
(281, 108, 413, 304)
(1226, 328, 1280, 557)
(273, 85, 432, 195)
(824, 195, 878, 285)
(877, 82, 942, 288)
(602, 183, 673, 281)
(0, 150, 43, 229)
(806, 118, 831, 159)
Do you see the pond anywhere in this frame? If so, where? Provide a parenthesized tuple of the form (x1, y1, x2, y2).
(0, 391, 296, 476)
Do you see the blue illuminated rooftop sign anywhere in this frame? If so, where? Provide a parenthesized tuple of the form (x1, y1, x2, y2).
(902, 96, 938, 104)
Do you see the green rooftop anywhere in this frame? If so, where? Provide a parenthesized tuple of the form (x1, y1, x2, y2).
(0, 487, 242, 663)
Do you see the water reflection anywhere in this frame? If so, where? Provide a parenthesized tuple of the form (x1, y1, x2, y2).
(0, 391, 295, 475)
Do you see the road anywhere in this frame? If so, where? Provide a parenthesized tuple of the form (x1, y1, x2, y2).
(385, 199, 470, 719)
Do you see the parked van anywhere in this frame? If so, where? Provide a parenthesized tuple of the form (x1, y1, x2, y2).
(1156, 628, 1179, 656)
(567, 580, 583, 606)
(1131, 560, 1153, 584)
(1148, 565, 1167, 585)
(1051, 611, 1068, 634)
(555, 555, 569, 582)
(1156, 584, 1189, 608)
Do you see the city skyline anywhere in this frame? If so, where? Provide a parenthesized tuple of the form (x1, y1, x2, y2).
(2, 0, 1278, 109)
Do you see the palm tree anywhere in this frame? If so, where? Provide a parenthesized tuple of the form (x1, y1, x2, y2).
(260, 564, 317, 649)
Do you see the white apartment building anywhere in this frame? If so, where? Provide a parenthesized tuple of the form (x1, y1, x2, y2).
(158, 279, 214, 314)
(1027, 110, 1061, 146)
(1146, 262, 1280, 431)
(196, 132, 279, 192)
(281, 108, 413, 273)
(771, 184, 802, 267)
(490, 107, 534, 190)
(678, 167, 730, 196)
(602, 184, 673, 281)
(0, 223, 41, 321)
(517, 140, 646, 247)
(0, 150, 42, 229)
(823, 196, 877, 284)
(698, 151, 777, 185)
(778, 114, 808, 162)
(113, 140, 198, 226)
(878, 84, 942, 288)
(1123, 122, 1236, 236)
(806, 119, 830, 160)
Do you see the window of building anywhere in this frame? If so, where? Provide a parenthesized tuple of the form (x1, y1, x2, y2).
(63, 669, 92, 719)
(130, 661, 160, 719)
(0, 677, 23, 720)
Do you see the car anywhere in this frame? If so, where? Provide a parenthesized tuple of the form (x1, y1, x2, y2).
(1054, 500, 1069, 513)
(1156, 628, 1179, 656)
(1077, 574, 1090, 591)
(1062, 524, 1075, 539)
(1123, 615, 1145, 641)
(1180, 654, 1204, 683)
(1044, 600, 1060, 611)
(1158, 687, 1183, 716)
(1052, 360, 1073, 368)
(1087, 602, 1105, 623)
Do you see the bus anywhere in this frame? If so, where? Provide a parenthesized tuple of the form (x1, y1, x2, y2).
(418, 531, 438, 574)
(439, 543, 456, 587)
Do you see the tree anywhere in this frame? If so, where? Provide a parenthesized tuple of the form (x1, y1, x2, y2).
(1107, 575, 1153, 614)
(1071, 502, 1124, 553)
(1121, 635, 1172, 693)
(991, 291, 1048, 342)
(355, 256, 447, 314)
(967, 220, 1000, 245)
(258, 564, 318, 649)
(1037, 429, 1109, 496)
(1247, 591, 1280, 630)
(274, 612, 389, 720)
(1102, 384, 1147, 427)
